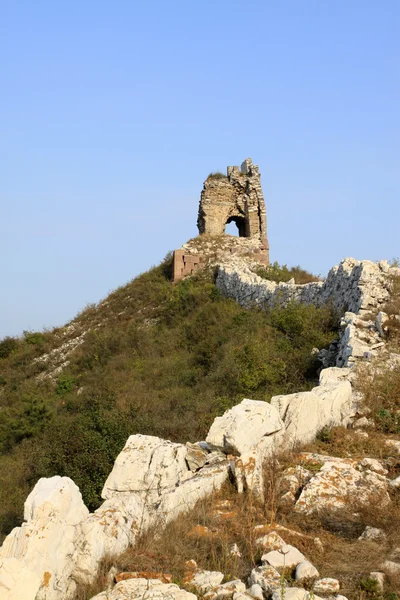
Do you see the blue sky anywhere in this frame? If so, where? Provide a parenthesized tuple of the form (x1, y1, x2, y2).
(1, 1, 399, 337)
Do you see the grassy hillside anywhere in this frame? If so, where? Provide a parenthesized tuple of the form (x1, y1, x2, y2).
(0, 254, 338, 541)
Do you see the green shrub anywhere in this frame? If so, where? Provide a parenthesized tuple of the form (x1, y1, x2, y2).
(56, 375, 77, 396)
(23, 331, 46, 346)
(207, 171, 227, 180)
(0, 336, 19, 359)
(359, 576, 381, 597)
(0, 260, 339, 539)
(255, 261, 320, 284)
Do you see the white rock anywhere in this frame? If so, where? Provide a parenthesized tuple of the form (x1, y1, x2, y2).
(390, 475, 400, 489)
(381, 560, 400, 575)
(385, 439, 400, 454)
(246, 584, 264, 600)
(186, 443, 208, 471)
(358, 526, 387, 542)
(189, 569, 224, 593)
(206, 398, 284, 455)
(313, 577, 340, 594)
(73, 495, 148, 585)
(233, 594, 257, 600)
(353, 416, 372, 429)
(210, 580, 246, 599)
(295, 460, 390, 515)
(0, 558, 41, 600)
(358, 458, 388, 475)
(248, 565, 281, 594)
(295, 560, 319, 580)
(271, 379, 352, 447)
(24, 476, 88, 525)
(157, 462, 229, 525)
(354, 430, 369, 438)
(102, 435, 191, 504)
(272, 589, 322, 600)
(319, 367, 352, 386)
(255, 531, 286, 550)
(92, 578, 197, 600)
(262, 544, 306, 570)
(0, 476, 89, 600)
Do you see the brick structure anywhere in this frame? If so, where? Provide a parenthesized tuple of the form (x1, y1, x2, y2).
(173, 158, 269, 281)
(172, 250, 205, 281)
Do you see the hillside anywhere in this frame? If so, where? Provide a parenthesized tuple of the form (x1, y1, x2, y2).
(0, 253, 337, 541)
(0, 248, 400, 600)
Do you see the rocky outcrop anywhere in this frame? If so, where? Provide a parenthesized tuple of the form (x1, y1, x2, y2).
(89, 578, 197, 600)
(216, 257, 391, 315)
(0, 477, 89, 600)
(270, 371, 352, 446)
(1, 253, 398, 599)
(216, 257, 394, 368)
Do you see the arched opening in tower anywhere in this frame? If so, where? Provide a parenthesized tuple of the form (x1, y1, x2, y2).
(225, 215, 247, 237)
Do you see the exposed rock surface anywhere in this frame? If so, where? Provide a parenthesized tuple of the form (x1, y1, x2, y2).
(216, 257, 394, 367)
(294, 456, 390, 515)
(0, 476, 89, 600)
(89, 578, 197, 600)
(0, 249, 398, 599)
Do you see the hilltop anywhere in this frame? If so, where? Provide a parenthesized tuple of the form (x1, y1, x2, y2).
(0, 159, 399, 600)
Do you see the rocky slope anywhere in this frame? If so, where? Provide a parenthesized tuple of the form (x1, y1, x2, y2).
(0, 255, 399, 600)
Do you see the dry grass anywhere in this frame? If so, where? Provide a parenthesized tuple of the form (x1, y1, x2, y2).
(354, 361, 400, 436)
(73, 445, 400, 600)
(304, 425, 400, 466)
(114, 481, 266, 585)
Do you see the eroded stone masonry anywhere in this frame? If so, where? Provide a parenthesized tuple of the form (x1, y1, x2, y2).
(173, 158, 269, 281)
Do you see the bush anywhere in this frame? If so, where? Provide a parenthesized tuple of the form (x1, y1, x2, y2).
(0, 336, 18, 359)
(207, 171, 227, 180)
(23, 331, 46, 346)
(0, 260, 339, 540)
(356, 361, 400, 434)
(254, 261, 320, 284)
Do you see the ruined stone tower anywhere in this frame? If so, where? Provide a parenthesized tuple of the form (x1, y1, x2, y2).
(197, 158, 268, 244)
(173, 158, 269, 281)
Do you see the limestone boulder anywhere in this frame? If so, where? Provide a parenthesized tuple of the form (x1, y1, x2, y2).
(0, 476, 89, 600)
(271, 378, 352, 447)
(313, 577, 340, 594)
(89, 578, 197, 600)
(248, 565, 281, 595)
(102, 435, 191, 504)
(272, 589, 322, 600)
(358, 526, 386, 542)
(206, 398, 284, 456)
(204, 580, 246, 600)
(295, 560, 319, 580)
(187, 569, 224, 593)
(262, 544, 306, 570)
(295, 460, 390, 515)
(157, 461, 230, 525)
(246, 584, 263, 599)
(73, 495, 149, 585)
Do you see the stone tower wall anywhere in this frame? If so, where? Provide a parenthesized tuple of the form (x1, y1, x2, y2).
(197, 158, 268, 246)
(173, 158, 269, 281)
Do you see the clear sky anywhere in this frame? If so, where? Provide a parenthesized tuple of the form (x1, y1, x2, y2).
(1, 1, 399, 337)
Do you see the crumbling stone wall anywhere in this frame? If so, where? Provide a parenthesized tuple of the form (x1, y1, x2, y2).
(197, 158, 268, 248)
(173, 158, 269, 281)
